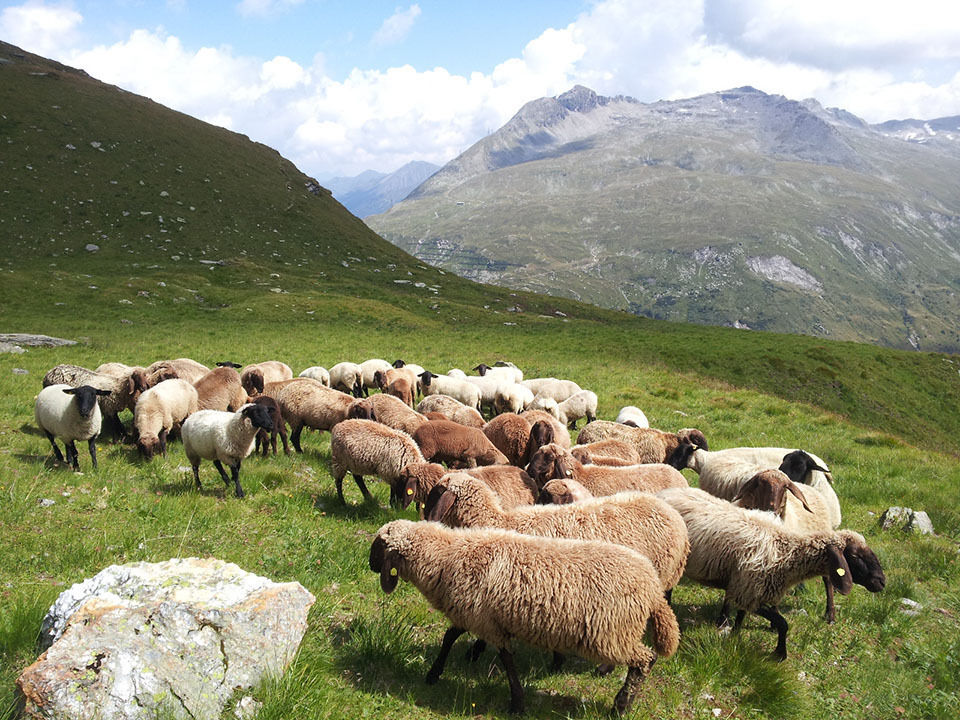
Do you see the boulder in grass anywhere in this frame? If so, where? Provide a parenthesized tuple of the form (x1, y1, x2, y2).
(880, 506, 934, 535)
(17, 557, 315, 720)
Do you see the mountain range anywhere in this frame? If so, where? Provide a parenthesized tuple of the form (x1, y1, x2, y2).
(325, 161, 439, 217)
(367, 85, 960, 352)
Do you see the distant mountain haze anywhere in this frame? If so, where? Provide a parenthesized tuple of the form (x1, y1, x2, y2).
(326, 161, 440, 218)
(368, 86, 960, 352)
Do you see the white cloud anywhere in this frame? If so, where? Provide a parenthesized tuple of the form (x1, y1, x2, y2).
(0, 0, 82, 57)
(372, 4, 421, 46)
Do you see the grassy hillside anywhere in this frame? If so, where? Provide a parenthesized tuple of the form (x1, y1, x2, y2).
(1, 42, 959, 720)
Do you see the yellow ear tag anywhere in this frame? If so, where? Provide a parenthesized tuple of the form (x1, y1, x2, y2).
(836, 568, 845, 576)
(390, 568, 398, 576)
(407, 489, 414, 495)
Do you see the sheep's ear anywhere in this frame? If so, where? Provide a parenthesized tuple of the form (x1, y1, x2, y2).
(96, 389, 112, 396)
(825, 545, 853, 595)
(369, 535, 386, 572)
(400, 476, 418, 509)
(62, 387, 78, 395)
(786, 483, 813, 513)
(380, 550, 400, 593)
(427, 489, 456, 523)
(392, 359, 405, 368)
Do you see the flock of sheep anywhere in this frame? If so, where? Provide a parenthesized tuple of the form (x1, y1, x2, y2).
(32, 356, 887, 715)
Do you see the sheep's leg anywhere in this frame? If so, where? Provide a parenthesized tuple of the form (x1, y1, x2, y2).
(270, 429, 278, 456)
(230, 462, 245, 499)
(755, 606, 788, 661)
(159, 428, 168, 458)
(549, 652, 565, 672)
(88, 438, 99, 469)
(425, 626, 466, 684)
(66, 441, 80, 471)
(290, 423, 304, 453)
(279, 426, 291, 455)
(733, 610, 746, 630)
(595, 663, 613, 676)
(352, 474, 375, 502)
(822, 575, 836, 623)
(613, 652, 655, 716)
(255, 430, 265, 457)
(334, 474, 347, 504)
(497, 646, 525, 714)
(466, 638, 487, 661)
(213, 460, 232, 487)
(105, 413, 125, 443)
(43, 431, 65, 464)
(664, 588, 673, 605)
(191, 463, 202, 490)
(716, 600, 732, 628)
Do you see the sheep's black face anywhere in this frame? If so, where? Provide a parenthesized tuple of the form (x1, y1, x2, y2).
(666, 440, 697, 470)
(138, 437, 158, 461)
(845, 544, 886, 593)
(243, 404, 274, 431)
(392, 359, 406, 368)
(525, 449, 557, 487)
(63, 385, 106, 418)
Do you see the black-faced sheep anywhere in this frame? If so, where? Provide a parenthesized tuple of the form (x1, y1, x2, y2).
(576, 420, 707, 466)
(418, 371, 482, 411)
(393, 462, 538, 512)
(329, 419, 425, 505)
(43, 363, 147, 440)
(250, 395, 290, 457)
(526, 443, 689, 495)
(35, 384, 111, 471)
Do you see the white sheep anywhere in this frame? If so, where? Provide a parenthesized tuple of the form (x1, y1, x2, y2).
(134, 378, 199, 460)
(520, 377, 582, 403)
(359, 358, 393, 396)
(554, 389, 598, 428)
(180, 403, 274, 498)
(330, 419, 426, 505)
(473, 362, 523, 384)
(447, 368, 467, 378)
(656, 486, 869, 660)
(615, 406, 649, 428)
(43, 363, 146, 439)
(370, 520, 680, 715)
(492, 382, 535, 415)
(35, 384, 111, 471)
(418, 371, 482, 410)
(298, 366, 331, 386)
(239, 360, 293, 396)
(328, 361, 364, 397)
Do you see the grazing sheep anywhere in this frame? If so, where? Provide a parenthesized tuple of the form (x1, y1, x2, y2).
(570, 439, 643, 465)
(193, 363, 248, 412)
(394, 462, 538, 512)
(384, 375, 416, 408)
(537, 477, 595, 505)
(418, 371, 482, 411)
(329, 361, 364, 397)
(95, 362, 173, 412)
(239, 361, 293, 396)
(250, 395, 290, 457)
(482, 413, 533, 466)
(492, 382, 535, 415)
(181, 404, 274, 498)
(347, 393, 427, 435)
(392, 359, 426, 377)
(146, 358, 210, 384)
(447, 368, 467, 378)
(733, 470, 883, 623)
(576, 420, 707, 466)
(526, 443, 689, 496)
(43, 364, 147, 439)
(616, 406, 649, 428)
(520, 410, 572, 451)
(276, 380, 354, 453)
(520, 377, 582, 403)
(474, 362, 523, 384)
(656, 487, 873, 660)
(329, 419, 425, 505)
(360, 358, 393, 396)
(554, 390, 598, 428)
(463, 374, 509, 414)
(370, 520, 679, 715)
(413, 419, 509, 468)
(134, 378, 199, 460)
(417, 394, 485, 428)
(35, 384, 111, 471)
(527, 394, 561, 419)
(298, 366, 331, 386)
(778, 449, 841, 528)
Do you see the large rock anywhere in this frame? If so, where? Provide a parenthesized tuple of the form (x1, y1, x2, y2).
(18, 558, 315, 720)
(880, 506, 935, 535)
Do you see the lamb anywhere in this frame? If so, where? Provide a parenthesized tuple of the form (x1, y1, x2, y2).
(276, 380, 355, 453)
(133, 378, 199, 460)
(482, 413, 533, 466)
(193, 362, 248, 412)
(35, 384, 111, 471)
(520, 377, 582, 403)
(370, 520, 679, 715)
(732, 470, 884, 623)
(554, 389, 598, 428)
(250, 395, 290, 457)
(239, 361, 293, 396)
(418, 371, 482, 410)
(394, 462, 538, 512)
(328, 361, 363, 397)
(181, 403, 274, 498)
(526, 443, 689, 496)
(656, 486, 879, 660)
(384, 374, 415, 408)
(616, 405, 649, 428)
(298, 366, 331, 386)
(413, 419, 509, 468)
(329, 419, 425, 505)
(576, 420, 708, 466)
(416, 394, 485, 428)
(360, 358, 393, 396)
(347, 393, 427, 435)
(492, 382, 535, 415)
(43, 363, 147, 439)
(146, 358, 210, 384)
(570, 439, 643, 465)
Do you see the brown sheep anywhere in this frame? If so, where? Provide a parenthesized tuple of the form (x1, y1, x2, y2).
(571, 439, 643, 465)
(239, 360, 294, 396)
(576, 420, 707, 467)
(193, 363, 248, 412)
(526, 443, 689, 495)
(412, 419, 509, 468)
(250, 395, 290, 456)
(347, 393, 427, 435)
(393, 462, 538, 512)
(276, 379, 354, 453)
(482, 413, 533, 466)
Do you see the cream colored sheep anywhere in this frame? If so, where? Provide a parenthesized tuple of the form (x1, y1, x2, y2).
(329, 419, 425, 505)
(537, 477, 595, 505)
(570, 439, 643, 465)
(576, 420, 707, 466)
(616, 405, 649, 428)
(370, 520, 679, 715)
(394, 462, 538, 512)
(418, 371, 482, 410)
(35, 384, 110, 471)
(146, 358, 210, 384)
(360, 358, 393, 396)
(416, 394, 485, 428)
(298, 366, 331, 386)
(520, 377, 582, 403)
(134, 378, 199, 460)
(43, 363, 147, 439)
(276, 379, 354, 452)
(239, 360, 293, 396)
(329, 361, 363, 397)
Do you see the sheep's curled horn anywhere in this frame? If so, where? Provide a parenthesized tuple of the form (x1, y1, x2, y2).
(369, 536, 399, 593)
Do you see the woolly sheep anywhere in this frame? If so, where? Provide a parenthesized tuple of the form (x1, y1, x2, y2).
(554, 389, 598, 428)
(134, 378, 199, 460)
(329, 361, 363, 397)
(329, 419, 425, 505)
(347, 393, 427, 435)
(181, 403, 273, 498)
(537, 477, 595, 505)
(570, 439, 643, 465)
(527, 394, 561, 418)
(35, 384, 111, 471)
(416, 394, 485, 428)
(95, 362, 175, 411)
(576, 420, 707, 466)
(193, 362, 248, 413)
(492, 382, 535, 415)
(360, 358, 393, 396)
(482, 413, 533, 466)
(413, 419, 509, 468)
(733, 470, 884, 623)
(394, 462, 538, 512)
(276, 379, 354, 452)
(519, 411, 572, 451)
(447, 368, 467, 378)
(463, 374, 509, 413)
(384, 375, 416, 408)
(520, 377, 582, 403)
(418, 371, 482, 410)
(298, 366, 331, 386)
(526, 443, 689, 496)
(473, 362, 523, 384)
(146, 358, 210, 385)
(43, 364, 146, 439)
(656, 487, 879, 660)
(392, 359, 426, 377)
(239, 361, 293, 396)
(370, 520, 679, 715)
(616, 405, 649, 428)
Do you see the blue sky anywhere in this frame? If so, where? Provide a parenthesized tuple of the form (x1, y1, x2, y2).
(3, 0, 959, 179)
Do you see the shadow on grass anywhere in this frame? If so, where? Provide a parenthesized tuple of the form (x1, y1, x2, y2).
(18, 423, 43, 437)
(147, 474, 235, 500)
(311, 489, 397, 522)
